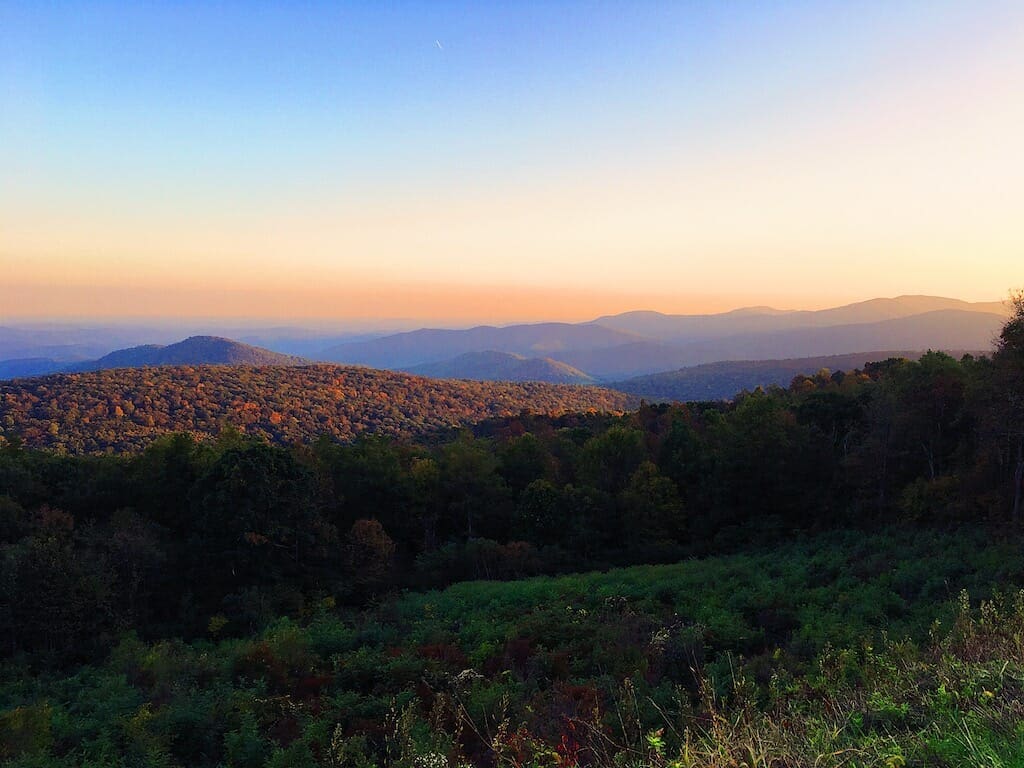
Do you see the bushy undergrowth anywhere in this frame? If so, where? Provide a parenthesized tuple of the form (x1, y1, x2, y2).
(4, 529, 1024, 767)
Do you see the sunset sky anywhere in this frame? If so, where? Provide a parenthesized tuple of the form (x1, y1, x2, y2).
(2, 1, 1023, 324)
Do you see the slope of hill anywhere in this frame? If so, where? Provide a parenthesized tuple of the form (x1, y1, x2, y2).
(0, 364, 635, 453)
(69, 335, 308, 371)
(319, 322, 642, 368)
(0, 325, 154, 361)
(611, 350, 979, 401)
(0, 357, 68, 379)
(404, 350, 596, 384)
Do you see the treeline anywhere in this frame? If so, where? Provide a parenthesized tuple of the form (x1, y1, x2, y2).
(0, 364, 634, 453)
(2, 296, 1023, 668)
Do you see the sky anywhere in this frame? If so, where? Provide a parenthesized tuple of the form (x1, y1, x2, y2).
(2, 0, 1023, 324)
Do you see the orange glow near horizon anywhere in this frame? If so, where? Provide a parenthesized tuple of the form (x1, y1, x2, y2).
(3, 279, 878, 325)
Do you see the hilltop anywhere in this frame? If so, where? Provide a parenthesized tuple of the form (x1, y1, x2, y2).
(74, 335, 307, 370)
(1, 336, 308, 379)
(0, 363, 634, 453)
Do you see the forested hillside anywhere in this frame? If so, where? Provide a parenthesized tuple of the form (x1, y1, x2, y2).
(0, 365, 634, 453)
(610, 350, 982, 402)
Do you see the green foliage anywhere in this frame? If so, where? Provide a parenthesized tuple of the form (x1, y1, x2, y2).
(5, 545, 1024, 766)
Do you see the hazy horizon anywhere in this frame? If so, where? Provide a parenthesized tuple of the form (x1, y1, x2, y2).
(3, 1, 1023, 322)
(0, 292, 1011, 333)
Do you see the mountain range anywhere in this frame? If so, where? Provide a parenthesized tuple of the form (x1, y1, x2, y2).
(321, 296, 1007, 380)
(0, 295, 1009, 383)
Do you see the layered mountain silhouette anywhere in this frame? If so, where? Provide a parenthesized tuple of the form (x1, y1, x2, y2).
(405, 350, 596, 384)
(1, 295, 1009, 383)
(320, 296, 1007, 380)
(593, 296, 1008, 341)
(320, 322, 641, 369)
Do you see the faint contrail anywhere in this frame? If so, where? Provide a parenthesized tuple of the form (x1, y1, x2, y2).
(435, 40, 443, 50)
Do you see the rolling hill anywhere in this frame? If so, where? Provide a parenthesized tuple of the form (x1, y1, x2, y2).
(404, 350, 596, 384)
(67, 335, 307, 371)
(0, 364, 635, 453)
(610, 350, 982, 402)
(0, 336, 309, 379)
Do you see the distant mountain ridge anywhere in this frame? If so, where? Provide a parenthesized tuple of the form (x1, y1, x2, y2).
(593, 295, 1008, 341)
(1, 295, 1009, 383)
(0, 336, 308, 379)
(320, 322, 642, 368)
(405, 350, 596, 384)
(316, 295, 1006, 379)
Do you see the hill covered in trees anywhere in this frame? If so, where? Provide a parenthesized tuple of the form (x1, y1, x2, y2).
(610, 349, 983, 402)
(0, 336, 309, 380)
(0, 364, 635, 453)
(68, 335, 308, 371)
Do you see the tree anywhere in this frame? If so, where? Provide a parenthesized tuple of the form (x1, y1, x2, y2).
(346, 519, 395, 592)
(513, 479, 563, 545)
(619, 461, 685, 544)
(579, 427, 646, 494)
(993, 290, 1024, 522)
(890, 352, 967, 482)
(438, 435, 508, 539)
(498, 433, 555, 492)
(188, 445, 324, 605)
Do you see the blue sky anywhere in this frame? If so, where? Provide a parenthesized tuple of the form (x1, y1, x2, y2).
(2, 1, 1022, 321)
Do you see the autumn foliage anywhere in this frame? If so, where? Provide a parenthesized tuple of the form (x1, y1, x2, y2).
(0, 364, 634, 453)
